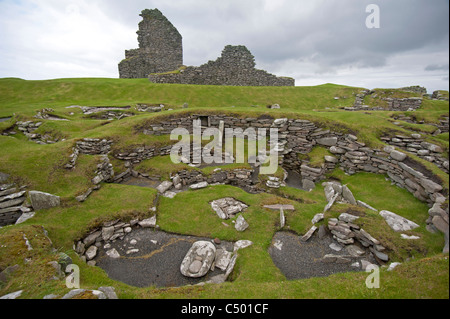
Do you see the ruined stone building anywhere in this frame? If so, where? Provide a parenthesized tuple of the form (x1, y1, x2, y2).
(119, 9, 294, 86)
(148, 45, 295, 86)
(118, 9, 183, 78)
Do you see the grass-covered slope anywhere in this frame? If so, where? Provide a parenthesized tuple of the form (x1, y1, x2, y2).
(0, 78, 448, 299)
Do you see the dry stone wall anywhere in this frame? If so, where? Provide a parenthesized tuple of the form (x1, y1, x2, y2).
(61, 112, 448, 252)
(119, 10, 292, 86)
(347, 89, 423, 111)
(129, 113, 448, 245)
(149, 45, 295, 86)
(381, 134, 449, 173)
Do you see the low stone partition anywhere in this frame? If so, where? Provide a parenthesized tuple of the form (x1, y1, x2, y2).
(75, 138, 113, 155)
(114, 145, 173, 163)
(65, 138, 114, 170)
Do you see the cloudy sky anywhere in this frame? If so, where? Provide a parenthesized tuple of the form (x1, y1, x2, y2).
(0, 0, 448, 92)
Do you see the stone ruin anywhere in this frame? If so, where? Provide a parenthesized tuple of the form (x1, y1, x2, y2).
(119, 9, 294, 86)
(118, 9, 183, 78)
(149, 45, 295, 86)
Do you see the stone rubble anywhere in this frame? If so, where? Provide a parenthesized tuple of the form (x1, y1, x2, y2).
(327, 214, 389, 263)
(210, 197, 248, 220)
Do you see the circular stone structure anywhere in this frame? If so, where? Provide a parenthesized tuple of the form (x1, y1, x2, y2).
(93, 229, 234, 288)
(268, 231, 378, 280)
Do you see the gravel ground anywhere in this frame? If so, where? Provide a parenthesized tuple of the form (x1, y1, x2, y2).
(95, 229, 234, 288)
(268, 231, 378, 280)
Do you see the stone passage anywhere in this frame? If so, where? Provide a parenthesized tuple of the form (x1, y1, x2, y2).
(149, 45, 295, 86)
(118, 9, 183, 78)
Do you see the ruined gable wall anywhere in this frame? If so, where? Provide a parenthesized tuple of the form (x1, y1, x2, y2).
(119, 9, 183, 78)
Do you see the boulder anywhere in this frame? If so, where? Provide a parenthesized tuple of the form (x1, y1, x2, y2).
(316, 137, 337, 146)
(98, 286, 118, 299)
(29, 191, 60, 211)
(106, 248, 120, 259)
(0, 290, 23, 299)
(419, 178, 443, 194)
(85, 246, 98, 260)
(324, 192, 339, 212)
(390, 150, 407, 161)
(102, 226, 115, 241)
(180, 241, 216, 278)
(421, 142, 443, 153)
(432, 215, 449, 235)
(342, 185, 357, 205)
(138, 216, 156, 228)
(190, 181, 208, 190)
(302, 179, 316, 191)
(83, 230, 101, 247)
(379, 210, 420, 232)
(156, 181, 173, 193)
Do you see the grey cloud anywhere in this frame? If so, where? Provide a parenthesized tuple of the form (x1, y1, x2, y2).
(425, 64, 449, 71)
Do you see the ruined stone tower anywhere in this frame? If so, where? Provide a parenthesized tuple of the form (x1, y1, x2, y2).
(118, 9, 183, 78)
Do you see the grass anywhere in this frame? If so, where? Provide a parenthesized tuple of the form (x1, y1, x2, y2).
(0, 77, 448, 299)
(298, 146, 333, 167)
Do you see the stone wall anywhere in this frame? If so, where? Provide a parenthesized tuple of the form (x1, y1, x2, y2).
(381, 134, 449, 173)
(399, 86, 427, 94)
(65, 112, 448, 251)
(347, 90, 423, 111)
(149, 45, 295, 86)
(432, 90, 449, 101)
(133, 113, 447, 202)
(118, 9, 183, 78)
